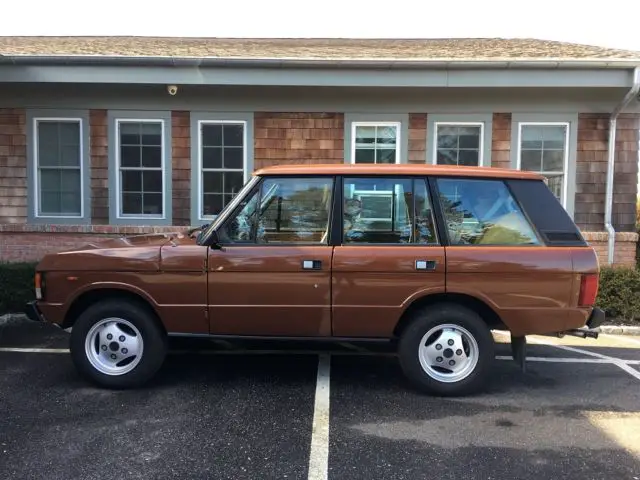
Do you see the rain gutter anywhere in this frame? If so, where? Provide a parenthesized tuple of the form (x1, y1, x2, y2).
(604, 66, 640, 265)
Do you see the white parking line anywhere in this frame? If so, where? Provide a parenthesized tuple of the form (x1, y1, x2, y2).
(308, 354, 331, 480)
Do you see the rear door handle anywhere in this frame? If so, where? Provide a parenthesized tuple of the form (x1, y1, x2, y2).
(302, 260, 322, 270)
(415, 260, 437, 271)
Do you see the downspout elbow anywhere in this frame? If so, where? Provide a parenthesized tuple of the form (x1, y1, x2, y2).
(605, 66, 640, 265)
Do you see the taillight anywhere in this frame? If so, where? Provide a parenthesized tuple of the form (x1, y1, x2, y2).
(34, 272, 44, 300)
(578, 273, 599, 307)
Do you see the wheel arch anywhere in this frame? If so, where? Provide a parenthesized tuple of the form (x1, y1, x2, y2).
(62, 286, 166, 335)
(393, 292, 506, 338)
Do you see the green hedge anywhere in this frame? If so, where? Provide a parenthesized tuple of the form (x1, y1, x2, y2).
(0, 262, 639, 325)
(0, 262, 37, 314)
(596, 266, 640, 324)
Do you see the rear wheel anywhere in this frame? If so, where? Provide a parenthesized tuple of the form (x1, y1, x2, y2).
(398, 303, 495, 396)
(69, 299, 167, 389)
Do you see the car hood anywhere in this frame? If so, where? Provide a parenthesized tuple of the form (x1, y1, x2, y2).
(37, 231, 197, 271)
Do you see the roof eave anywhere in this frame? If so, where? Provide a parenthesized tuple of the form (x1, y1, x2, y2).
(1, 54, 640, 69)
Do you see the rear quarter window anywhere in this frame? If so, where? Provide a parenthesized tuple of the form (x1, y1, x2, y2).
(434, 177, 541, 246)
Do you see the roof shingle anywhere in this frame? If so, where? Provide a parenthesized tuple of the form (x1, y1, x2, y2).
(1, 36, 639, 62)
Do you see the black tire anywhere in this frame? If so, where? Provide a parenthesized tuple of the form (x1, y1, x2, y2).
(69, 299, 167, 389)
(398, 303, 495, 396)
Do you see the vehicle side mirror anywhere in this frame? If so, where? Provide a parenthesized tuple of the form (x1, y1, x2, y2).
(208, 230, 224, 250)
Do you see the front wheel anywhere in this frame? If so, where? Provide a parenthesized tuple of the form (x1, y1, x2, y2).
(69, 300, 167, 389)
(398, 304, 495, 396)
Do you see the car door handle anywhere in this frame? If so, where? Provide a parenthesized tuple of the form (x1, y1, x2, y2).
(415, 260, 437, 271)
(302, 260, 322, 270)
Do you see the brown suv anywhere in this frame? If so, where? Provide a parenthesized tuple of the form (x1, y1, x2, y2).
(25, 164, 604, 396)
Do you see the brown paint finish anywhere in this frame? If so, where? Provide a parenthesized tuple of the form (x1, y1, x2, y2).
(332, 246, 446, 337)
(446, 246, 589, 336)
(30, 163, 601, 343)
(207, 246, 333, 336)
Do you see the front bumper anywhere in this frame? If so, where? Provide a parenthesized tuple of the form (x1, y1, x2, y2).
(586, 307, 606, 329)
(24, 300, 45, 322)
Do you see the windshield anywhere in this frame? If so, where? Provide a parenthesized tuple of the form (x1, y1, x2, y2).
(196, 175, 261, 245)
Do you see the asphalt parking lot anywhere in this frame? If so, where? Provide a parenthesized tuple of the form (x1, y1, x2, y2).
(1, 320, 639, 480)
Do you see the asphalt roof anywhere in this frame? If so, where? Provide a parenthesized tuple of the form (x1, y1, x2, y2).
(1, 36, 639, 62)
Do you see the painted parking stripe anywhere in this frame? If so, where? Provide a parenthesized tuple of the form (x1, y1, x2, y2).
(308, 354, 331, 480)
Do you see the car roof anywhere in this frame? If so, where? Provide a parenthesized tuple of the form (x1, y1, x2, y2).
(253, 163, 545, 180)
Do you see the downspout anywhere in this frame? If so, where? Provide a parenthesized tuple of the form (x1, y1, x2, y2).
(605, 66, 640, 265)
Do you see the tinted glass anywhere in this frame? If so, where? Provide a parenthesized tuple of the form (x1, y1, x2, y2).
(219, 177, 334, 244)
(436, 178, 540, 245)
(343, 177, 438, 244)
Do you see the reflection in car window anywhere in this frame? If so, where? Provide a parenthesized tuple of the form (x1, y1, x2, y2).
(343, 177, 438, 244)
(218, 177, 334, 244)
(436, 178, 540, 245)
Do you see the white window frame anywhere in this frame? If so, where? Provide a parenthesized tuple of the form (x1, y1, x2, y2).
(32, 117, 85, 219)
(432, 121, 486, 167)
(516, 121, 570, 208)
(350, 121, 402, 165)
(114, 118, 166, 220)
(197, 119, 248, 221)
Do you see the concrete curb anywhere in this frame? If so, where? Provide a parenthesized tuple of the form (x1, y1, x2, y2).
(598, 325, 640, 336)
(1, 312, 639, 335)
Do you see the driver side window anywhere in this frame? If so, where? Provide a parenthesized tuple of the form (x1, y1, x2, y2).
(218, 176, 334, 244)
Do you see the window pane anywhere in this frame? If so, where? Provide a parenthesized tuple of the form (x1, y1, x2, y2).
(223, 124, 244, 147)
(60, 170, 80, 192)
(40, 192, 61, 214)
(414, 179, 438, 244)
(377, 126, 397, 145)
(203, 171, 223, 194)
(38, 145, 59, 167)
(40, 170, 60, 192)
(203, 193, 224, 217)
(542, 149, 564, 171)
(202, 124, 223, 147)
(224, 172, 244, 196)
(121, 146, 141, 168)
(520, 149, 542, 171)
(202, 147, 223, 169)
(60, 193, 81, 215)
(521, 126, 544, 149)
(142, 193, 163, 215)
(436, 178, 539, 246)
(141, 146, 162, 168)
(122, 171, 142, 192)
(437, 149, 457, 165)
(545, 173, 564, 200)
(224, 147, 243, 169)
(142, 171, 163, 193)
(355, 126, 376, 144)
(122, 192, 142, 215)
(343, 177, 413, 244)
(258, 177, 334, 244)
(140, 123, 162, 146)
(119, 123, 140, 145)
(458, 149, 479, 166)
(355, 149, 375, 164)
(60, 145, 80, 167)
(38, 122, 59, 146)
(458, 127, 481, 148)
(377, 149, 396, 164)
(59, 122, 80, 146)
(218, 188, 260, 242)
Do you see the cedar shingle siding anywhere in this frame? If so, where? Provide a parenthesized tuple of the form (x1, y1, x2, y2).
(0, 109, 27, 224)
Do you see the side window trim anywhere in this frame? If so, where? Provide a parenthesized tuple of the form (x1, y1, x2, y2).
(431, 175, 543, 247)
(339, 174, 440, 247)
(216, 175, 336, 247)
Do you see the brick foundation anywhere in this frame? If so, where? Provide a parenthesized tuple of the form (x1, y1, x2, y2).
(253, 112, 344, 169)
(581, 231, 639, 268)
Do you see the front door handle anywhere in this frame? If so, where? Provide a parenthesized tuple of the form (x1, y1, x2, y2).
(302, 260, 322, 270)
(415, 260, 437, 271)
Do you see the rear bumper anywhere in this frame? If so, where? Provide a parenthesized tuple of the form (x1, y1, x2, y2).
(586, 307, 606, 329)
(24, 301, 45, 322)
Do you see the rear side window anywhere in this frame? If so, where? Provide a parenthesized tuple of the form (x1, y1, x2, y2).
(435, 177, 540, 246)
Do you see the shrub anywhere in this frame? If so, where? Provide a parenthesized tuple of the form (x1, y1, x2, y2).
(0, 262, 37, 314)
(596, 266, 640, 324)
